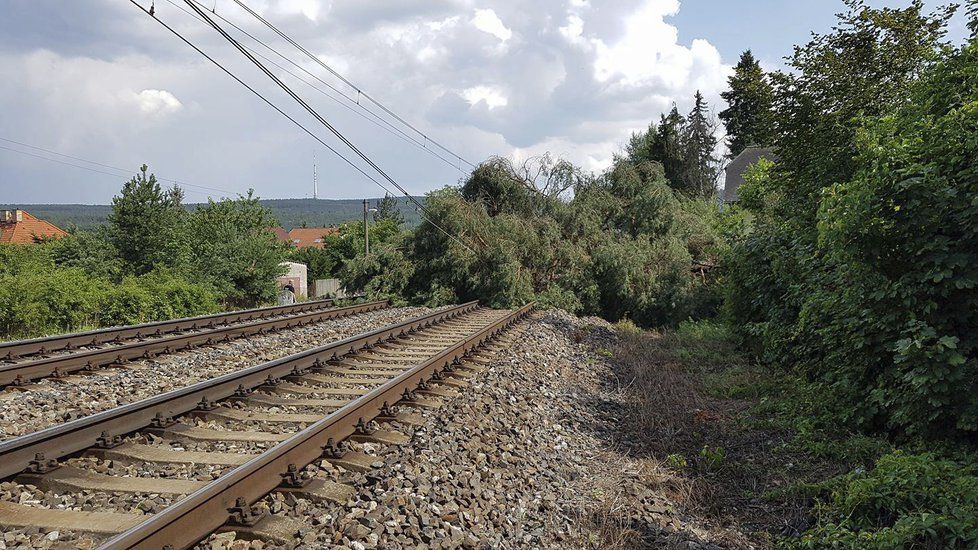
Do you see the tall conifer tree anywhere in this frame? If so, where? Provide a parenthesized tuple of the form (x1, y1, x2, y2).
(719, 50, 775, 157)
(683, 91, 721, 197)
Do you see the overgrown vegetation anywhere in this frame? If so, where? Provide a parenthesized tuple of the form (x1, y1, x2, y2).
(341, 133, 738, 326)
(725, 0, 977, 439)
(0, 244, 218, 337)
(0, 166, 288, 338)
(712, 1, 978, 545)
(4, 2, 977, 545)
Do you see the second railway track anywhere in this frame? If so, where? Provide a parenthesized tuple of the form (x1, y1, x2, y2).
(0, 299, 387, 387)
(0, 301, 533, 549)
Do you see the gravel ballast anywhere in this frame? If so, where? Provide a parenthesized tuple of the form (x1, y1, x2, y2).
(0, 308, 749, 548)
(204, 310, 746, 549)
(0, 306, 433, 440)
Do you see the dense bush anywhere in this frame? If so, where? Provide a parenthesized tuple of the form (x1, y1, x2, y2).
(289, 218, 402, 282)
(724, 1, 977, 438)
(800, 452, 978, 548)
(337, 155, 738, 327)
(186, 193, 288, 306)
(0, 247, 218, 337)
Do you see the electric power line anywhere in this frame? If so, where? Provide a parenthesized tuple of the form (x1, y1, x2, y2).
(231, 0, 475, 169)
(0, 137, 235, 196)
(163, 0, 464, 172)
(181, 0, 475, 253)
(0, 141, 226, 199)
(130, 0, 474, 252)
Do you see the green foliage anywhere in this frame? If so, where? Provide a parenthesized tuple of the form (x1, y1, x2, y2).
(101, 270, 219, 326)
(0, 245, 218, 338)
(666, 453, 688, 470)
(0, 267, 104, 336)
(719, 50, 775, 157)
(724, 1, 972, 437)
(353, 153, 729, 327)
(627, 92, 722, 198)
(108, 165, 187, 275)
(340, 243, 414, 304)
(682, 91, 721, 197)
(628, 106, 686, 188)
(186, 191, 289, 306)
(287, 245, 335, 282)
(799, 452, 978, 548)
(49, 227, 125, 281)
(373, 194, 405, 225)
(294, 217, 404, 284)
(699, 445, 727, 471)
(1, 168, 289, 338)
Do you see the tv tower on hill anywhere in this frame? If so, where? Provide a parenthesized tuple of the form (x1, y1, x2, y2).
(313, 154, 318, 200)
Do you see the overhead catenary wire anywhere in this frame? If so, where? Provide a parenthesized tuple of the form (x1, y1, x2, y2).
(0, 136, 236, 196)
(130, 0, 474, 253)
(180, 0, 475, 252)
(0, 142, 226, 199)
(231, 0, 476, 169)
(164, 0, 465, 172)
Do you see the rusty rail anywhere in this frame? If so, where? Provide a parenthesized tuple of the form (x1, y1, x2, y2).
(0, 299, 340, 362)
(0, 300, 388, 387)
(0, 302, 480, 479)
(99, 302, 534, 549)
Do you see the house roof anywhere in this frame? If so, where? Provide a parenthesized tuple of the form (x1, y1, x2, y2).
(0, 210, 68, 244)
(723, 146, 777, 203)
(268, 226, 290, 243)
(288, 227, 339, 249)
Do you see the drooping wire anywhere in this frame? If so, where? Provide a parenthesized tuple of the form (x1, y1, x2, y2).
(166, 0, 464, 172)
(0, 138, 233, 198)
(231, 0, 476, 169)
(129, 0, 474, 253)
(181, 0, 474, 252)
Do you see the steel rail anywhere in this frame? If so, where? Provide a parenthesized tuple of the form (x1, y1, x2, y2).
(0, 301, 389, 387)
(0, 302, 479, 479)
(0, 299, 339, 361)
(100, 302, 534, 549)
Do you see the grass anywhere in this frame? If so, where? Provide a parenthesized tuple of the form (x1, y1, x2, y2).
(592, 318, 978, 547)
(602, 318, 898, 545)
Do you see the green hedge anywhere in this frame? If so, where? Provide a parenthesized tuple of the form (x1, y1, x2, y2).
(799, 452, 978, 548)
(0, 256, 219, 338)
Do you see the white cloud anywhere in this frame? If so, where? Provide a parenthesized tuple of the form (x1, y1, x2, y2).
(132, 89, 182, 116)
(592, 0, 705, 88)
(256, 0, 325, 21)
(0, 0, 733, 203)
(471, 8, 513, 41)
(559, 15, 585, 44)
(462, 86, 509, 109)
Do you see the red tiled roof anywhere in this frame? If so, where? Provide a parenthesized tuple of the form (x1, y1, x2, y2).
(0, 210, 67, 244)
(268, 226, 290, 243)
(288, 227, 338, 249)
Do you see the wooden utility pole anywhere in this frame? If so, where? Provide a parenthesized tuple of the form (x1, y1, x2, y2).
(363, 199, 370, 256)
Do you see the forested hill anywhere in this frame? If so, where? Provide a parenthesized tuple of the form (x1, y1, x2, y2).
(0, 197, 422, 230)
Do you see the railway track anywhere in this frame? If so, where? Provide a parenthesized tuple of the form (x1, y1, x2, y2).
(0, 301, 533, 549)
(0, 299, 387, 387)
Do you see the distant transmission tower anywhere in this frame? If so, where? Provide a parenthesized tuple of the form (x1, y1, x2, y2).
(313, 153, 318, 200)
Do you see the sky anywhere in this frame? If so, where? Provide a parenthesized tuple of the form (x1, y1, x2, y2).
(0, 0, 970, 204)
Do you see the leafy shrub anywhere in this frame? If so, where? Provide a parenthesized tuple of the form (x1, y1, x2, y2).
(0, 268, 104, 336)
(389, 156, 724, 327)
(101, 271, 218, 326)
(340, 243, 415, 305)
(0, 244, 218, 338)
(800, 452, 978, 548)
(724, 3, 977, 438)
